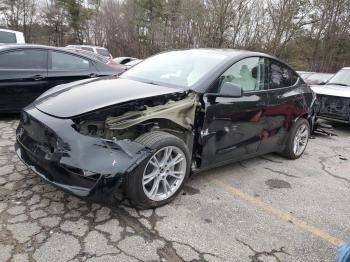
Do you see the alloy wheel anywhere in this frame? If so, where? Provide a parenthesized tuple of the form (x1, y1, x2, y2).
(142, 146, 187, 201)
(293, 123, 309, 156)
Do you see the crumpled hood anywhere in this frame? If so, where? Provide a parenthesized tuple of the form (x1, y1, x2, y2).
(311, 84, 350, 98)
(34, 77, 181, 118)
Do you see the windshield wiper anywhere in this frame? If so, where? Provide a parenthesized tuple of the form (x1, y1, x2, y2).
(327, 83, 348, 86)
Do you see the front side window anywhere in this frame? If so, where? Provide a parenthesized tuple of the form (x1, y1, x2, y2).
(51, 51, 90, 70)
(269, 60, 298, 89)
(0, 49, 46, 69)
(217, 57, 268, 93)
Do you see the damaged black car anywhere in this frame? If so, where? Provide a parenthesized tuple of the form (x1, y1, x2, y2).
(15, 49, 315, 208)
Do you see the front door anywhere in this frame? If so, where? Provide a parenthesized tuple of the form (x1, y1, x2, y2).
(0, 48, 48, 112)
(200, 57, 270, 168)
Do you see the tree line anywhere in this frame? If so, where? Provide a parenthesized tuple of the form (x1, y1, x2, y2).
(1, 0, 349, 72)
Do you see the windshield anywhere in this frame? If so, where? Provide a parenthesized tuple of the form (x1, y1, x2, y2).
(328, 69, 350, 86)
(0, 31, 16, 43)
(121, 50, 228, 88)
(96, 48, 111, 57)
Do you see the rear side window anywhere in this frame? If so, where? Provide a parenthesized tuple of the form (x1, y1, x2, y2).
(269, 60, 298, 89)
(96, 48, 110, 57)
(51, 51, 90, 70)
(0, 31, 16, 43)
(81, 47, 94, 52)
(0, 49, 47, 69)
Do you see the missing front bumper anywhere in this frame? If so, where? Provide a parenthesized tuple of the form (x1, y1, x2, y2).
(15, 106, 152, 201)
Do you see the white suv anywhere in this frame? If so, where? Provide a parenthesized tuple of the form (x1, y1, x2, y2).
(0, 29, 25, 44)
(66, 45, 112, 59)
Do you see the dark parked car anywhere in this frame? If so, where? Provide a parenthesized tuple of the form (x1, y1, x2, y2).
(15, 49, 315, 208)
(0, 44, 123, 113)
(311, 67, 350, 123)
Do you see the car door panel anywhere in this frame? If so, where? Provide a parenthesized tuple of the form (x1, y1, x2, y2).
(0, 49, 48, 112)
(201, 92, 269, 167)
(200, 57, 270, 169)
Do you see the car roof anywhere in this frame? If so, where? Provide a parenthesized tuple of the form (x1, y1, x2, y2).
(0, 44, 105, 63)
(69, 44, 107, 49)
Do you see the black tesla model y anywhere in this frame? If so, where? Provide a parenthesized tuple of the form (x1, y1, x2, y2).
(15, 49, 315, 208)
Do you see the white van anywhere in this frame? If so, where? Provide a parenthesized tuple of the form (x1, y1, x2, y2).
(0, 29, 25, 44)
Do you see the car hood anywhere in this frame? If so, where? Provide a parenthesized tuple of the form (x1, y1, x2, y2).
(311, 84, 350, 98)
(34, 77, 182, 118)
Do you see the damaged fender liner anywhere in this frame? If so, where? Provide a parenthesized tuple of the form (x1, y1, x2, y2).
(15, 106, 153, 200)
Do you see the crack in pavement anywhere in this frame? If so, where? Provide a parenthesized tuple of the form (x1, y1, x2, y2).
(264, 167, 298, 178)
(236, 238, 290, 262)
(319, 155, 350, 184)
(259, 156, 283, 164)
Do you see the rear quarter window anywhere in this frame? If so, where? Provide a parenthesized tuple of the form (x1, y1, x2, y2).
(96, 48, 111, 57)
(51, 51, 91, 71)
(81, 47, 94, 52)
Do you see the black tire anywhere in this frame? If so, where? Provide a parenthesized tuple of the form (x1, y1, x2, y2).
(281, 118, 310, 159)
(125, 131, 191, 209)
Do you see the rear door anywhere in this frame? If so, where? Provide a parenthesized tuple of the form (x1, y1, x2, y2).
(47, 50, 98, 89)
(0, 48, 48, 112)
(200, 57, 270, 168)
(259, 58, 304, 152)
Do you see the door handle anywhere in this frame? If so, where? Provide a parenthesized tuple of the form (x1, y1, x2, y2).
(33, 75, 45, 81)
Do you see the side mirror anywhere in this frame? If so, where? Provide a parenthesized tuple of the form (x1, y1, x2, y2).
(220, 82, 243, 97)
(206, 82, 243, 98)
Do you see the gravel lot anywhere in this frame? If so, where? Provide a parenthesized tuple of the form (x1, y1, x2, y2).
(0, 118, 349, 262)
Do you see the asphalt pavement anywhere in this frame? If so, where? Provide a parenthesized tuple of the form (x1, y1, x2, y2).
(0, 118, 349, 261)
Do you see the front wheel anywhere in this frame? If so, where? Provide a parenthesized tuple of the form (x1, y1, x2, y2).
(281, 118, 310, 159)
(125, 131, 190, 209)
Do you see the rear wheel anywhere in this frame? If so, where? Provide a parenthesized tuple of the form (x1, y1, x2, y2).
(125, 131, 190, 209)
(281, 118, 310, 159)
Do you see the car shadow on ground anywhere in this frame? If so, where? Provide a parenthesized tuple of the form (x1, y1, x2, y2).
(0, 113, 20, 121)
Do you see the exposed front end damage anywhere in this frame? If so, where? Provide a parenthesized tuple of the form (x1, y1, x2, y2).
(15, 92, 199, 200)
(74, 92, 199, 154)
(314, 94, 350, 123)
